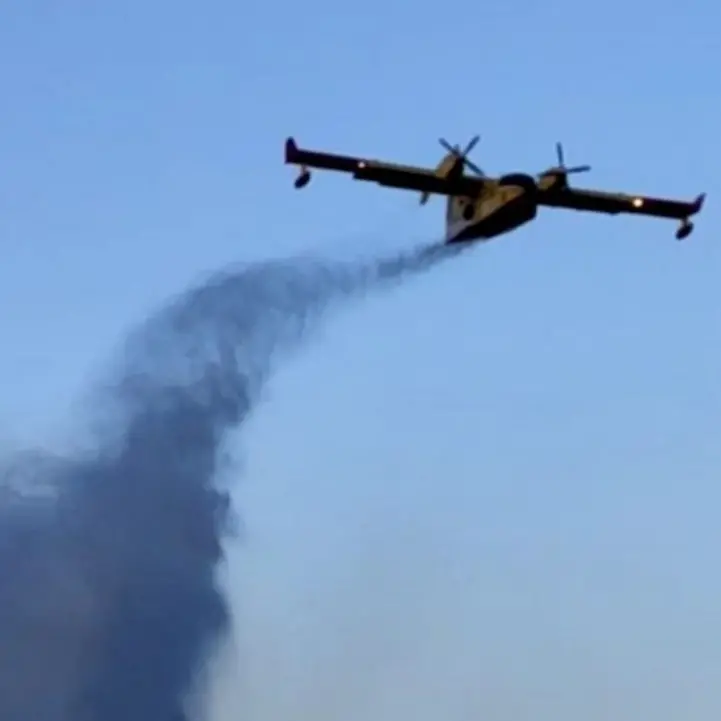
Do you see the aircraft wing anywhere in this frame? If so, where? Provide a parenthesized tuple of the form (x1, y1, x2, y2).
(538, 186, 706, 220)
(285, 137, 484, 197)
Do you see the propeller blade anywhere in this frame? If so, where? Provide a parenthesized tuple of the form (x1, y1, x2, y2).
(437, 135, 484, 176)
(538, 142, 590, 178)
(464, 157, 485, 176)
(464, 135, 480, 155)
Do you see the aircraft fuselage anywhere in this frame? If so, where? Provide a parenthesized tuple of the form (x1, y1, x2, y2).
(445, 172, 541, 243)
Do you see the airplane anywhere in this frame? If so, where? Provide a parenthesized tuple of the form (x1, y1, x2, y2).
(284, 135, 706, 243)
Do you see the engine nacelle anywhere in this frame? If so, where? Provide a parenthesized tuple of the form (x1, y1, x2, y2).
(537, 170, 568, 191)
(676, 219, 693, 240)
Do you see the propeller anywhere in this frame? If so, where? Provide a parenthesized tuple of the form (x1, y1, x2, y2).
(539, 142, 590, 178)
(439, 135, 485, 176)
(419, 135, 485, 205)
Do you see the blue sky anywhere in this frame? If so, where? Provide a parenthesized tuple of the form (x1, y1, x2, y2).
(2, 1, 720, 719)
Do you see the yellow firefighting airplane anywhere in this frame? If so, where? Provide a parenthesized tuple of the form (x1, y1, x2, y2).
(284, 135, 705, 243)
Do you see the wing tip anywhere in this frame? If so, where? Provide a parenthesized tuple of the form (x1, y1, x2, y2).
(285, 136, 299, 163)
(693, 192, 706, 213)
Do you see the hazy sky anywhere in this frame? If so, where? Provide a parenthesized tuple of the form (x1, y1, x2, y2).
(1, 1, 720, 720)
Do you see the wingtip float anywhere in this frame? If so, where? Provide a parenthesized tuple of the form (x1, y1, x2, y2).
(284, 135, 705, 244)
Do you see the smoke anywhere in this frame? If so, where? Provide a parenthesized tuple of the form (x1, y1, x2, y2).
(0, 240, 466, 721)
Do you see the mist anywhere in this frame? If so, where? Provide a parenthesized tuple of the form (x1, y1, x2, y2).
(0, 240, 464, 721)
